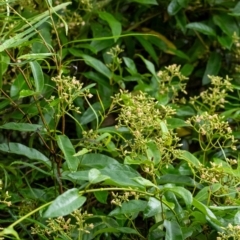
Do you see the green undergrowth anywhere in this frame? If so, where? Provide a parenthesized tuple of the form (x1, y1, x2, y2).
(1, 0, 240, 239)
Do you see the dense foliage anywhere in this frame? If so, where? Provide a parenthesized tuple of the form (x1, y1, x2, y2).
(1, 0, 240, 239)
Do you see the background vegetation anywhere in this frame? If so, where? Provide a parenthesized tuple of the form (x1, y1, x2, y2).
(1, 0, 240, 239)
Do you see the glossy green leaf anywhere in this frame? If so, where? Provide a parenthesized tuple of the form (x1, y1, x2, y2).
(163, 185, 192, 209)
(195, 183, 222, 202)
(99, 12, 122, 41)
(88, 168, 110, 184)
(81, 54, 112, 79)
(29, 60, 44, 92)
(135, 36, 158, 65)
(133, 177, 158, 188)
(43, 188, 86, 218)
(179, 150, 201, 167)
(56, 135, 78, 172)
(213, 14, 239, 36)
(123, 57, 138, 75)
(81, 154, 143, 188)
(109, 200, 148, 216)
(0, 52, 10, 89)
(157, 174, 198, 187)
(217, 35, 233, 50)
(193, 198, 217, 220)
(168, 0, 182, 16)
(0, 122, 44, 132)
(186, 22, 216, 36)
(146, 141, 161, 165)
(180, 63, 194, 76)
(177, 0, 189, 7)
(167, 118, 190, 129)
(144, 197, 162, 218)
(94, 191, 108, 204)
(202, 52, 222, 85)
(0, 142, 50, 167)
(19, 89, 37, 98)
(79, 102, 103, 125)
(10, 74, 28, 97)
(164, 219, 184, 240)
(229, 2, 240, 16)
(137, 54, 158, 79)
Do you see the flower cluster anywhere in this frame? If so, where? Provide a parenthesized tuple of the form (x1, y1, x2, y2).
(111, 191, 139, 207)
(113, 91, 181, 167)
(190, 75, 233, 113)
(157, 64, 188, 103)
(51, 75, 88, 115)
(218, 224, 240, 240)
(31, 209, 94, 237)
(186, 112, 236, 151)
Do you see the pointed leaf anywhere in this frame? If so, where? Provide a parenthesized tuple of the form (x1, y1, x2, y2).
(81, 54, 112, 79)
(43, 188, 86, 218)
(202, 52, 222, 85)
(99, 12, 122, 41)
(163, 185, 192, 209)
(164, 219, 183, 240)
(0, 142, 50, 167)
(186, 22, 216, 36)
(88, 168, 110, 184)
(144, 197, 162, 218)
(29, 61, 44, 92)
(56, 135, 78, 172)
(0, 122, 44, 132)
(109, 200, 148, 216)
(179, 150, 201, 167)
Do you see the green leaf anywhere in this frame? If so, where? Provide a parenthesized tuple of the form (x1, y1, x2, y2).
(213, 14, 239, 37)
(167, 118, 190, 129)
(168, 0, 182, 16)
(164, 219, 184, 240)
(137, 54, 158, 79)
(80, 154, 143, 188)
(10, 74, 28, 97)
(19, 89, 37, 98)
(81, 54, 112, 79)
(0, 142, 50, 167)
(202, 52, 222, 85)
(79, 102, 103, 125)
(177, 0, 189, 7)
(0, 122, 44, 132)
(123, 57, 138, 75)
(98, 12, 122, 41)
(146, 141, 161, 165)
(94, 191, 108, 204)
(195, 183, 222, 202)
(229, 2, 240, 16)
(180, 63, 194, 76)
(18, 53, 54, 60)
(163, 185, 192, 209)
(193, 198, 217, 220)
(217, 35, 233, 50)
(179, 150, 201, 167)
(186, 22, 216, 36)
(29, 60, 44, 92)
(109, 200, 148, 216)
(157, 174, 198, 187)
(135, 36, 158, 65)
(88, 168, 110, 184)
(129, 0, 158, 4)
(144, 197, 162, 218)
(43, 188, 86, 218)
(56, 135, 78, 172)
(133, 177, 158, 188)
